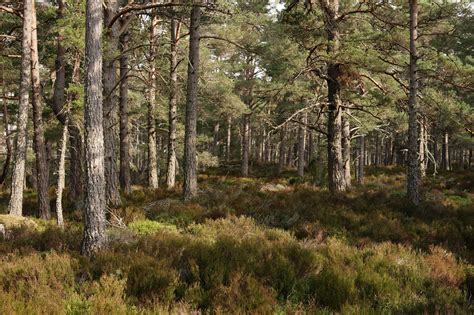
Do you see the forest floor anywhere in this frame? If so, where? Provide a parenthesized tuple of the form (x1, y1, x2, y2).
(0, 165, 473, 314)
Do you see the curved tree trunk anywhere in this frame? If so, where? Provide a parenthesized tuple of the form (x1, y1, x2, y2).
(8, 0, 33, 216)
(82, 0, 107, 257)
(407, 0, 420, 205)
(166, 17, 179, 189)
(183, 6, 201, 200)
(31, 2, 51, 219)
(119, 29, 131, 195)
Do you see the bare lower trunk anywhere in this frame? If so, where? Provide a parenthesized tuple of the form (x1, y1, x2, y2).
(278, 124, 286, 174)
(119, 30, 131, 195)
(323, 0, 345, 192)
(148, 7, 159, 189)
(212, 122, 220, 156)
(82, 0, 107, 257)
(297, 113, 307, 177)
(103, 0, 121, 206)
(0, 69, 12, 188)
(8, 0, 33, 216)
(31, 3, 51, 219)
(407, 0, 420, 205)
(56, 120, 68, 228)
(342, 112, 351, 188)
(241, 114, 250, 177)
(358, 135, 365, 185)
(441, 130, 450, 171)
(166, 17, 179, 189)
(226, 116, 232, 162)
(419, 117, 426, 177)
(183, 6, 201, 200)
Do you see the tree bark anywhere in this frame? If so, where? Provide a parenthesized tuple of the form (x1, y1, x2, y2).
(56, 120, 68, 228)
(321, 0, 346, 192)
(297, 113, 307, 177)
(358, 135, 365, 185)
(407, 0, 420, 205)
(166, 16, 179, 189)
(226, 116, 232, 162)
(419, 116, 427, 177)
(342, 111, 351, 188)
(278, 124, 286, 175)
(147, 5, 159, 189)
(0, 67, 12, 189)
(31, 2, 51, 219)
(82, 0, 107, 257)
(183, 5, 201, 200)
(119, 29, 131, 195)
(441, 130, 450, 171)
(8, 0, 33, 216)
(103, 0, 121, 206)
(241, 113, 250, 177)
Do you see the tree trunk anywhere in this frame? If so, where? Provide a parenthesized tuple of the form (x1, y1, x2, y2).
(8, 0, 33, 216)
(441, 130, 450, 171)
(119, 29, 131, 195)
(419, 116, 427, 177)
(342, 112, 351, 188)
(358, 135, 365, 185)
(31, 2, 51, 219)
(0, 67, 12, 189)
(56, 120, 68, 228)
(407, 0, 420, 205)
(297, 113, 307, 177)
(183, 5, 201, 200)
(241, 113, 250, 177)
(278, 123, 286, 174)
(323, 0, 346, 192)
(82, 0, 107, 257)
(166, 17, 179, 189)
(226, 116, 232, 162)
(147, 6, 159, 189)
(212, 122, 220, 156)
(103, 0, 121, 206)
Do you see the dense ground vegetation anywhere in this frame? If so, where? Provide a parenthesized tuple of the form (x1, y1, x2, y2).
(0, 165, 472, 314)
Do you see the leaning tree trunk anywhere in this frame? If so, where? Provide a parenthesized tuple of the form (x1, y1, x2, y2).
(297, 113, 307, 177)
(166, 16, 179, 189)
(119, 29, 131, 195)
(147, 6, 159, 189)
(31, 2, 51, 219)
(241, 113, 250, 177)
(103, 0, 121, 206)
(8, 0, 33, 216)
(407, 0, 420, 205)
(358, 135, 365, 185)
(56, 119, 68, 228)
(183, 5, 201, 200)
(342, 111, 351, 188)
(82, 0, 107, 257)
